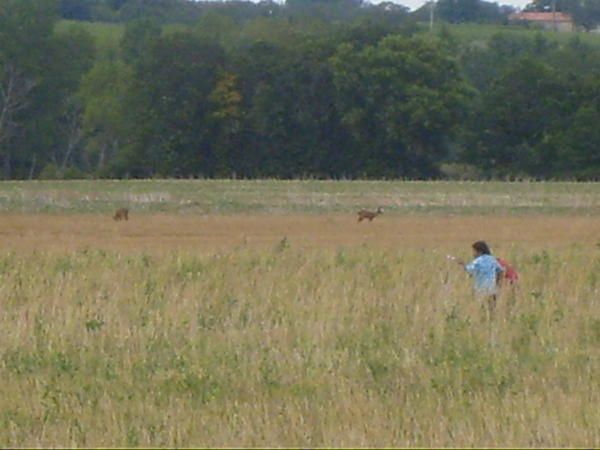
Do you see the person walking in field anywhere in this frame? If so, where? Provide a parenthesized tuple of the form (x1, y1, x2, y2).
(448, 241, 505, 315)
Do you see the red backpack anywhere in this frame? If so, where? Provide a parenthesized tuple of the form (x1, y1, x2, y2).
(497, 258, 519, 284)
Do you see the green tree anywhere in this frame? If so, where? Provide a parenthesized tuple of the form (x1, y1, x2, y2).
(330, 35, 468, 177)
(209, 71, 242, 176)
(79, 60, 132, 174)
(551, 106, 600, 178)
(233, 38, 348, 178)
(464, 58, 571, 176)
(437, 0, 481, 23)
(120, 17, 161, 63)
(0, 0, 57, 177)
(0, 0, 93, 179)
(194, 11, 237, 47)
(42, 25, 95, 177)
(285, 0, 364, 22)
(122, 32, 225, 177)
(59, 0, 92, 20)
(537, 75, 600, 179)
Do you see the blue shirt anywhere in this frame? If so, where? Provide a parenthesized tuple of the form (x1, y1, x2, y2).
(465, 254, 504, 295)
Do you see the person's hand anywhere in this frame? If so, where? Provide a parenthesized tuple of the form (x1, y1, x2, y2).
(447, 255, 465, 266)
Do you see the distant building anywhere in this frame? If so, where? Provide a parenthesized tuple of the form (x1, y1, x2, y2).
(509, 12, 575, 32)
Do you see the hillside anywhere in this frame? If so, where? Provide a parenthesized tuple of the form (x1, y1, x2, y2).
(4, 0, 600, 181)
(56, 19, 600, 59)
(437, 22, 600, 47)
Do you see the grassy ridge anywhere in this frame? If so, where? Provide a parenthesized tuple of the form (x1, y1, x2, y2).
(56, 21, 124, 59)
(0, 180, 599, 215)
(58, 19, 600, 59)
(0, 245, 598, 446)
(55, 21, 188, 58)
(436, 22, 600, 46)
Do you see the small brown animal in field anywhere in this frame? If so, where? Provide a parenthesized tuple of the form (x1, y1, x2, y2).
(357, 207, 383, 222)
(113, 208, 129, 221)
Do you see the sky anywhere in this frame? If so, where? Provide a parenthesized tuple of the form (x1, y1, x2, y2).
(367, 0, 531, 10)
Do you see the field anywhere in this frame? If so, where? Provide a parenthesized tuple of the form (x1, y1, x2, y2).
(433, 22, 600, 47)
(57, 19, 600, 60)
(0, 181, 599, 447)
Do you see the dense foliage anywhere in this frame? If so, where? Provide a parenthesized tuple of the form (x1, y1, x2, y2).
(1, 0, 599, 179)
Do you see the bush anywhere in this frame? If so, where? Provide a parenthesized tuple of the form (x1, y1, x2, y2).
(38, 164, 88, 180)
(439, 163, 483, 180)
(38, 163, 61, 180)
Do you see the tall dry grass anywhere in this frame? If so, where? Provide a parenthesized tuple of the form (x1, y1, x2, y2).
(0, 242, 598, 447)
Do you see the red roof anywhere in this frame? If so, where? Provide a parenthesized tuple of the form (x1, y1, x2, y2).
(509, 12, 573, 23)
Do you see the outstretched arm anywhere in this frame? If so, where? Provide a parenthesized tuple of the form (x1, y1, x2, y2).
(447, 255, 466, 267)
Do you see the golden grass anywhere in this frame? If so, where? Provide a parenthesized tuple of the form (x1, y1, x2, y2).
(0, 213, 598, 253)
(0, 213, 599, 447)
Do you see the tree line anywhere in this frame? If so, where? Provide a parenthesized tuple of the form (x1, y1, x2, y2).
(57, 0, 600, 29)
(1, 0, 599, 180)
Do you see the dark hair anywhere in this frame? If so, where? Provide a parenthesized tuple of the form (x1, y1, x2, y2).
(472, 240, 491, 255)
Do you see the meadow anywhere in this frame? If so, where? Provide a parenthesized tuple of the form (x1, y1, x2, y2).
(58, 19, 600, 61)
(433, 22, 600, 47)
(1, 179, 600, 215)
(0, 180, 599, 447)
